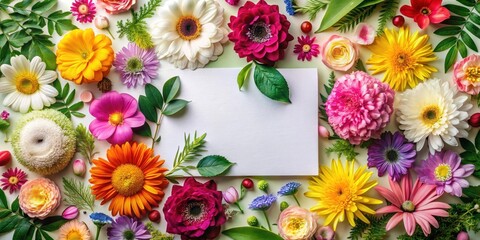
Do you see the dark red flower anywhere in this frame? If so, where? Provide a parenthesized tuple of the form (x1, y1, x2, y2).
(400, 0, 450, 29)
(163, 178, 226, 240)
(228, 0, 294, 65)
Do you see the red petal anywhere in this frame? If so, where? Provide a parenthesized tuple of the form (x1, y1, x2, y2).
(400, 5, 417, 17)
(414, 14, 430, 29)
(429, 7, 450, 23)
(430, 0, 442, 9)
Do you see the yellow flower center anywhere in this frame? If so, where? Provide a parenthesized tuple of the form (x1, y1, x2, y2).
(176, 16, 202, 40)
(15, 71, 39, 94)
(329, 181, 355, 213)
(302, 44, 311, 52)
(109, 112, 124, 126)
(78, 4, 89, 14)
(420, 105, 442, 126)
(466, 66, 480, 83)
(66, 230, 83, 240)
(332, 46, 347, 60)
(434, 164, 452, 181)
(284, 217, 307, 235)
(29, 188, 48, 207)
(111, 164, 145, 196)
(392, 52, 414, 72)
(8, 176, 18, 184)
(421, 7, 431, 15)
(401, 200, 415, 212)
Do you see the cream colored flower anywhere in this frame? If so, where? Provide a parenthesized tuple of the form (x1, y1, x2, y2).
(19, 178, 61, 219)
(321, 35, 358, 71)
(277, 206, 317, 240)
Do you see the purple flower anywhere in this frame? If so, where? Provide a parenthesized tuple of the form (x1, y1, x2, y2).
(367, 131, 416, 181)
(0, 110, 9, 120)
(107, 216, 151, 240)
(278, 182, 301, 196)
(416, 150, 474, 197)
(113, 42, 160, 88)
(249, 194, 276, 210)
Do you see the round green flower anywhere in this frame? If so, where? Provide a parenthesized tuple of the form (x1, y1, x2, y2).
(11, 109, 76, 175)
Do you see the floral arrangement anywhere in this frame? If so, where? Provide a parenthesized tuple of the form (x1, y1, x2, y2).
(1, 0, 480, 240)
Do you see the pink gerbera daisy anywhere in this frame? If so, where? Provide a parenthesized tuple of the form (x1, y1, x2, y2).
(1, 168, 27, 194)
(293, 36, 320, 61)
(375, 173, 450, 236)
(71, 0, 96, 23)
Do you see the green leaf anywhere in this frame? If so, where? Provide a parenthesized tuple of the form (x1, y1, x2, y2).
(138, 95, 158, 122)
(10, 198, 18, 213)
(54, 19, 77, 36)
(465, 22, 480, 39)
(25, 224, 35, 240)
(14, 0, 33, 9)
(48, 10, 71, 20)
(460, 138, 476, 152)
(162, 76, 180, 104)
(163, 99, 189, 116)
(460, 31, 477, 51)
(145, 84, 163, 109)
(9, 31, 32, 48)
(0, 215, 19, 233)
(28, 40, 56, 70)
(475, 131, 480, 151)
(445, 45, 458, 73)
(0, 189, 7, 209)
(222, 227, 284, 240)
(237, 62, 253, 90)
(61, 83, 70, 100)
(471, 14, 480, 25)
(40, 216, 67, 232)
(434, 37, 458, 52)
(12, 219, 31, 240)
(334, 5, 376, 33)
(35, 229, 41, 240)
(0, 120, 9, 131)
(460, 151, 478, 162)
(0, 210, 11, 219)
(70, 112, 85, 118)
(462, 185, 480, 201)
(445, 4, 471, 16)
(1, 19, 18, 34)
(68, 101, 84, 111)
(253, 64, 291, 103)
(316, 0, 364, 32)
(31, 0, 56, 13)
(442, 15, 467, 25)
(458, 40, 468, 58)
(457, 0, 476, 7)
(358, 0, 384, 8)
(133, 122, 152, 138)
(434, 26, 462, 36)
(65, 89, 75, 105)
(197, 155, 234, 177)
(40, 230, 53, 240)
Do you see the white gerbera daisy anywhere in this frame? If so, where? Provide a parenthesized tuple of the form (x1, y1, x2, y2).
(150, 0, 228, 70)
(397, 78, 472, 154)
(0, 55, 58, 113)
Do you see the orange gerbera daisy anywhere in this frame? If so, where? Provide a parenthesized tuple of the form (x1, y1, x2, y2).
(56, 28, 114, 84)
(89, 142, 169, 218)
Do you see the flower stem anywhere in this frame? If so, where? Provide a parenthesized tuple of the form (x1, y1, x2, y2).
(150, 109, 165, 150)
(106, 28, 115, 39)
(234, 202, 244, 214)
(262, 210, 271, 231)
(293, 195, 301, 207)
(95, 226, 101, 240)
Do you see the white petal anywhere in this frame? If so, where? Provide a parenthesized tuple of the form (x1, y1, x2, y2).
(30, 92, 44, 110)
(0, 79, 15, 93)
(10, 55, 29, 73)
(19, 94, 31, 113)
(1, 65, 17, 81)
(39, 85, 58, 97)
(29, 56, 45, 77)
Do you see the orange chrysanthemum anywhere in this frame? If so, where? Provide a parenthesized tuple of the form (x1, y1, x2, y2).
(56, 28, 114, 84)
(89, 142, 169, 218)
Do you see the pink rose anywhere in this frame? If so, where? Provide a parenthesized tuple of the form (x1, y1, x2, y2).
(97, 0, 136, 14)
(277, 206, 318, 240)
(19, 178, 61, 219)
(454, 54, 480, 95)
(321, 35, 359, 72)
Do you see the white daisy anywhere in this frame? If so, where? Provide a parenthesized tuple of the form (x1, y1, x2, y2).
(150, 0, 228, 70)
(0, 55, 58, 113)
(397, 78, 472, 154)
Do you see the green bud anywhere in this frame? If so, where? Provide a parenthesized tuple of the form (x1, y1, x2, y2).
(247, 216, 259, 226)
(280, 201, 290, 211)
(258, 180, 269, 192)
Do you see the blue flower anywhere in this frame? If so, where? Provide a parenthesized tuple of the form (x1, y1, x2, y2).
(278, 182, 301, 196)
(284, 0, 296, 16)
(249, 194, 276, 210)
(90, 212, 113, 226)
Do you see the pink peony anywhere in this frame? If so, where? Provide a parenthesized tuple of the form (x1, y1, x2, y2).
(19, 178, 61, 219)
(453, 54, 480, 95)
(97, 0, 136, 14)
(163, 178, 226, 240)
(89, 91, 145, 145)
(228, 0, 294, 65)
(325, 71, 394, 145)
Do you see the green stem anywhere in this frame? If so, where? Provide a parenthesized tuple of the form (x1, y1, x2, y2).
(106, 28, 115, 39)
(293, 195, 301, 207)
(150, 107, 165, 150)
(95, 226, 101, 240)
(262, 210, 271, 231)
(234, 202, 244, 214)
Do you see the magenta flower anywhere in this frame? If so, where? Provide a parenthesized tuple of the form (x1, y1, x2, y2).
(113, 43, 160, 88)
(0, 167, 27, 194)
(89, 91, 145, 145)
(416, 150, 474, 197)
(0, 110, 9, 120)
(293, 36, 320, 61)
(325, 71, 395, 145)
(71, 0, 96, 23)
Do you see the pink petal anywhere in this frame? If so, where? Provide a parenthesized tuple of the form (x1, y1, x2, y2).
(400, 174, 412, 202)
(89, 91, 124, 120)
(414, 14, 430, 29)
(121, 93, 139, 118)
(375, 186, 402, 206)
(400, 5, 417, 18)
(123, 112, 146, 128)
(376, 205, 403, 214)
(89, 119, 116, 140)
(403, 212, 416, 236)
(413, 212, 432, 236)
(389, 176, 406, 203)
(386, 212, 404, 231)
(354, 23, 375, 45)
(419, 209, 449, 217)
(429, 7, 450, 23)
(107, 124, 133, 145)
(416, 202, 450, 211)
(412, 182, 436, 206)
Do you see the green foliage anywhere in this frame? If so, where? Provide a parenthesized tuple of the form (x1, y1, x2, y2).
(165, 132, 207, 181)
(316, 0, 364, 32)
(145, 222, 174, 240)
(434, 0, 480, 72)
(116, 0, 162, 49)
(349, 214, 391, 240)
(62, 177, 95, 211)
(0, 0, 76, 70)
(333, 5, 376, 33)
(296, 0, 329, 20)
(75, 124, 97, 163)
(376, 0, 399, 35)
(458, 130, 480, 178)
(326, 139, 359, 161)
(319, 72, 335, 123)
(196, 155, 235, 177)
(253, 63, 291, 104)
(50, 79, 85, 119)
(222, 226, 284, 240)
(237, 63, 253, 90)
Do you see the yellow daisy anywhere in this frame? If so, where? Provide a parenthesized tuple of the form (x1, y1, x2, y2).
(58, 220, 91, 240)
(305, 159, 382, 230)
(366, 27, 437, 91)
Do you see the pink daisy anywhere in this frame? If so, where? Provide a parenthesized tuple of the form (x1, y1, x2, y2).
(375, 173, 450, 236)
(1, 168, 27, 194)
(293, 36, 320, 61)
(71, 0, 96, 23)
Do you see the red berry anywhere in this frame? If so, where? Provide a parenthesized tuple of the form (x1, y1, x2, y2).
(469, 113, 480, 127)
(242, 178, 254, 189)
(148, 210, 161, 223)
(301, 21, 312, 34)
(0, 151, 11, 166)
(392, 15, 405, 28)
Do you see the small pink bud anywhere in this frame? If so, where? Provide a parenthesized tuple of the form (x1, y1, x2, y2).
(223, 186, 239, 204)
(469, 113, 480, 127)
(80, 90, 94, 103)
(73, 159, 86, 177)
(315, 226, 335, 240)
(318, 126, 330, 138)
(457, 231, 469, 240)
(94, 15, 109, 30)
(62, 206, 79, 220)
(0, 110, 9, 120)
(353, 23, 375, 45)
(225, 0, 240, 5)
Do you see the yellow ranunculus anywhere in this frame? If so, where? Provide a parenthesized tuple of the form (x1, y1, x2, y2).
(277, 206, 317, 240)
(18, 178, 61, 219)
(321, 35, 358, 72)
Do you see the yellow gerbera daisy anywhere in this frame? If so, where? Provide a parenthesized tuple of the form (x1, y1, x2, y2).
(58, 220, 91, 240)
(305, 159, 382, 230)
(56, 28, 114, 85)
(366, 27, 437, 91)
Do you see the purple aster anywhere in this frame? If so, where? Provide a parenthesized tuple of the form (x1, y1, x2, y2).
(113, 42, 160, 88)
(277, 182, 301, 196)
(249, 194, 276, 210)
(416, 150, 474, 197)
(367, 131, 416, 181)
(107, 216, 151, 240)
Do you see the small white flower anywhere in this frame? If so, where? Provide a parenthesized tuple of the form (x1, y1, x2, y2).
(397, 78, 472, 154)
(150, 0, 228, 70)
(0, 55, 58, 113)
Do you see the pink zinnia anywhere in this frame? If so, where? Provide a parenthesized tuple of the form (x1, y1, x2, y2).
(375, 174, 450, 236)
(400, 0, 450, 29)
(1, 168, 27, 194)
(293, 36, 320, 61)
(454, 54, 480, 95)
(89, 91, 145, 145)
(325, 71, 394, 145)
(71, 0, 96, 23)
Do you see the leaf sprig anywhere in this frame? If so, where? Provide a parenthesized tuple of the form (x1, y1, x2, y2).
(319, 71, 335, 123)
(326, 139, 359, 161)
(165, 132, 207, 180)
(348, 214, 391, 240)
(62, 177, 95, 211)
(75, 124, 98, 164)
(458, 130, 480, 178)
(295, 0, 329, 20)
(333, 5, 376, 33)
(51, 79, 85, 119)
(376, 0, 399, 35)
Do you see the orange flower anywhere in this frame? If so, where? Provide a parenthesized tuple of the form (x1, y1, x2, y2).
(56, 28, 114, 84)
(89, 142, 169, 218)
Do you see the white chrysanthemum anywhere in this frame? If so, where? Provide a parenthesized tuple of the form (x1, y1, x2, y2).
(0, 55, 58, 113)
(397, 78, 472, 154)
(151, 0, 228, 70)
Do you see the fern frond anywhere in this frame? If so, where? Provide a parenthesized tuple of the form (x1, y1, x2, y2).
(348, 214, 391, 240)
(296, 0, 329, 20)
(137, 0, 162, 21)
(377, 0, 399, 35)
(62, 178, 95, 211)
(333, 5, 376, 33)
(75, 124, 97, 163)
(166, 132, 207, 177)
